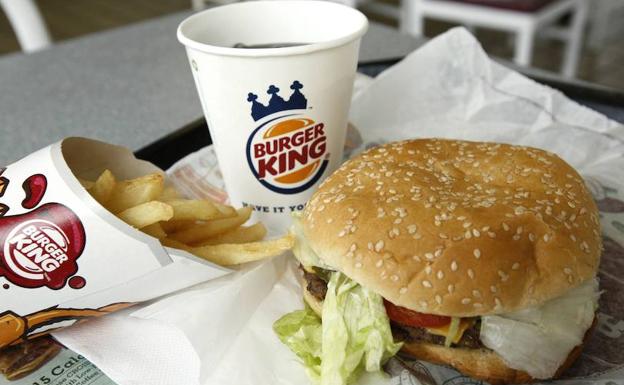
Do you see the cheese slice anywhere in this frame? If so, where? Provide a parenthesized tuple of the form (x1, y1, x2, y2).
(425, 318, 474, 344)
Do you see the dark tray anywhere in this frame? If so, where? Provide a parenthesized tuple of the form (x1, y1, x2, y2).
(135, 61, 624, 169)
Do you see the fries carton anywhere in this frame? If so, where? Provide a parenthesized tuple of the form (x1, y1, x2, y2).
(0, 137, 231, 349)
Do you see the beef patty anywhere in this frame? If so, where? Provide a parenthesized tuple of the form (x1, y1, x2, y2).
(301, 265, 484, 349)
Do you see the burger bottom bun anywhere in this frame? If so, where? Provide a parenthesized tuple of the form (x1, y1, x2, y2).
(301, 284, 593, 385)
(399, 338, 587, 385)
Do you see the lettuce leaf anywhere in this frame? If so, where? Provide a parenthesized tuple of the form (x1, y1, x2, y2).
(480, 278, 599, 379)
(273, 272, 402, 385)
(273, 306, 323, 381)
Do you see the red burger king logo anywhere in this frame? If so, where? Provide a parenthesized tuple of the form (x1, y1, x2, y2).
(246, 81, 329, 194)
(0, 170, 87, 290)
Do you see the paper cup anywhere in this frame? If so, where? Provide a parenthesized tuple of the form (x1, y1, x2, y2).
(0, 138, 230, 349)
(177, 1, 368, 232)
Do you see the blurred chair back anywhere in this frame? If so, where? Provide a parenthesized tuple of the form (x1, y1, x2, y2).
(0, 0, 51, 53)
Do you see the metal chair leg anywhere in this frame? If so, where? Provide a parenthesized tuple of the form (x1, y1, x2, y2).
(561, 0, 588, 78)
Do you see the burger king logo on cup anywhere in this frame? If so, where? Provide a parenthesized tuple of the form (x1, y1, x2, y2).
(246, 81, 329, 194)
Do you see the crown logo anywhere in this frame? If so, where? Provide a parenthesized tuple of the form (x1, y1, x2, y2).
(247, 81, 308, 121)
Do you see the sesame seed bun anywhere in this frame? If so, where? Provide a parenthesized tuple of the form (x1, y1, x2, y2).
(302, 139, 601, 317)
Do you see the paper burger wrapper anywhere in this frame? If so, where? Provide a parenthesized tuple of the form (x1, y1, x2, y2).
(0, 137, 231, 349)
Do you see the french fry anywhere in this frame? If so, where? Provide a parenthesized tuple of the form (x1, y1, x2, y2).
(90, 170, 116, 205)
(107, 173, 164, 213)
(117, 201, 173, 229)
(85, 169, 294, 267)
(160, 238, 193, 252)
(166, 199, 221, 221)
(169, 207, 252, 244)
(78, 178, 95, 190)
(159, 185, 180, 201)
(142, 223, 167, 239)
(190, 234, 294, 266)
(194, 222, 267, 246)
(160, 219, 197, 233)
(212, 201, 237, 217)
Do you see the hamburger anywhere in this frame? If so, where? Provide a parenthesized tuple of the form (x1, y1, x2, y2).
(274, 139, 601, 385)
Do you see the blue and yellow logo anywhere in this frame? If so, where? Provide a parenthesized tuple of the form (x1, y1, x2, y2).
(246, 81, 329, 194)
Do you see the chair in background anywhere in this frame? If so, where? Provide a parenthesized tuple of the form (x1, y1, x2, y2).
(0, 0, 51, 53)
(401, 0, 589, 78)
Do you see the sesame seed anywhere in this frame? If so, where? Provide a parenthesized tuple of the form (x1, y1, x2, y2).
(391, 275, 399, 282)
(512, 234, 521, 241)
(420, 301, 428, 309)
(543, 234, 551, 242)
(451, 261, 458, 271)
(399, 287, 408, 294)
(394, 218, 402, 225)
(434, 249, 443, 257)
(494, 297, 502, 309)
(564, 267, 572, 275)
(467, 269, 475, 279)
(425, 253, 434, 260)
(338, 230, 346, 237)
(488, 232, 496, 238)
(490, 285, 497, 293)
(516, 226, 523, 234)
(473, 249, 481, 259)
(437, 270, 444, 280)
(422, 280, 432, 288)
(412, 255, 421, 262)
(448, 284, 454, 293)
(375, 240, 384, 252)
(472, 290, 481, 298)
(375, 260, 384, 268)
(461, 298, 471, 305)
(502, 223, 510, 231)
(529, 233, 535, 242)
(425, 265, 432, 275)
(512, 262, 520, 270)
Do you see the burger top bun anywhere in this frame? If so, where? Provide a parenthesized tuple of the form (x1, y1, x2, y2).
(302, 139, 601, 317)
